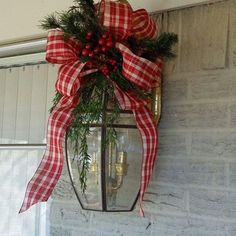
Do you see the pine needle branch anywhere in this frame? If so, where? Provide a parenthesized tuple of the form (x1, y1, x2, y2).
(40, 14, 61, 30)
(140, 32, 178, 60)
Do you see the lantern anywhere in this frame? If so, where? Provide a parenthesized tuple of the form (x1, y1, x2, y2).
(65, 86, 161, 212)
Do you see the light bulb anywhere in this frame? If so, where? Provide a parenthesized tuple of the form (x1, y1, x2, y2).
(116, 131, 129, 165)
(116, 131, 129, 153)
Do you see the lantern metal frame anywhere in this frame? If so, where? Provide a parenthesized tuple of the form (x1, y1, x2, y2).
(65, 124, 140, 212)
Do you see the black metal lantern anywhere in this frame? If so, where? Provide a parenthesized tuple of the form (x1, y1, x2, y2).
(66, 110, 143, 212)
(65, 86, 161, 212)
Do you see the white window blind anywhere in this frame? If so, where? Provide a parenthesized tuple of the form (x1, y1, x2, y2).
(0, 48, 57, 236)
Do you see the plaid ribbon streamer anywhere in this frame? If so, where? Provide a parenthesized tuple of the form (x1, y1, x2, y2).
(113, 85, 158, 216)
(20, 1, 161, 216)
(19, 30, 95, 213)
(19, 95, 79, 212)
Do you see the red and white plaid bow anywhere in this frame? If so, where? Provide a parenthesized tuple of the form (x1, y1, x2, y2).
(20, 0, 162, 217)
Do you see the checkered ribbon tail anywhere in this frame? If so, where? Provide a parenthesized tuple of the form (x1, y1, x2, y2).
(113, 86, 158, 217)
(19, 30, 96, 213)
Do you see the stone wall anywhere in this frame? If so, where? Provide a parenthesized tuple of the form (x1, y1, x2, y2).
(49, 1, 236, 235)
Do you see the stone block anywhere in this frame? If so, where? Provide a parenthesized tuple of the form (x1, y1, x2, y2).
(158, 131, 188, 157)
(188, 103, 228, 128)
(151, 215, 228, 236)
(150, 214, 189, 236)
(226, 224, 236, 236)
(72, 229, 119, 236)
(230, 74, 236, 97)
(182, 217, 228, 236)
(229, 104, 236, 126)
(229, 0, 236, 67)
(162, 78, 188, 104)
(191, 131, 236, 158)
(200, 1, 228, 70)
(180, 6, 205, 72)
(228, 163, 236, 187)
(163, 10, 180, 75)
(144, 183, 187, 214)
(180, 2, 228, 72)
(160, 102, 228, 130)
(89, 211, 151, 236)
(156, 158, 226, 186)
(50, 226, 71, 236)
(190, 73, 232, 100)
(49, 201, 91, 228)
(159, 104, 189, 129)
(189, 189, 236, 219)
(52, 175, 76, 201)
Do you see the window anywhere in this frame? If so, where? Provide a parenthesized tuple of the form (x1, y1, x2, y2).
(0, 42, 57, 236)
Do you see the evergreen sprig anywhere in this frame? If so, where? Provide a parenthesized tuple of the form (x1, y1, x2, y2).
(40, 14, 61, 30)
(40, 0, 102, 43)
(127, 32, 178, 61)
(140, 32, 178, 60)
(66, 72, 121, 192)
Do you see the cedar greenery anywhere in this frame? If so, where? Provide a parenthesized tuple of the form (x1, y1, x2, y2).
(42, 0, 178, 192)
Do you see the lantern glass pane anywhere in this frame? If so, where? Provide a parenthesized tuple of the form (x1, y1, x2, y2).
(105, 127, 142, 211)
(67, 127, 103, 210)
(107, 112, 136, 126)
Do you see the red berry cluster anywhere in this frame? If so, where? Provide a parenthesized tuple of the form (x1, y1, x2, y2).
(82, 32, 114, 57)
(100, 59, 118, 75)
(81, 31, 118, 76)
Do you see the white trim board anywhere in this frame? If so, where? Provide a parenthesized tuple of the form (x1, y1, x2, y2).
(0, 0, 223, 45)
(0, 53, 46, 68)
(131, 0, 224, 12)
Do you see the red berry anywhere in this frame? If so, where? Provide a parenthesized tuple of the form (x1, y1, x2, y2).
(89, 51, 95, 57)
(106, 41, 114, 48)
(85, 32, 93, 41)
(85, 43, 92, 49)
(94, 47, 101, 54)
(82, 49, 90, 56)
(86, 61, 93, 68)
(86, 32, 93, 37)
(101, 65, 110, 75)
(107, 35, 113, 41)
(102, 32, 109, 39)
(98, 38, 106, 46)
(101, 46, 108, 52)
(102, 70, 109, 75)
(109, 59, 115, 65)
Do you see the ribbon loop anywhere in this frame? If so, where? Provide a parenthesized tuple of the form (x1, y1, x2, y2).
(100, 0, 133, 40)
(132, 9, 158, 39)
(113, 84, 147, 110)
(100, 1, 158, 40)
(46, 30, 97, 96)
(57, 62, 86, 96)
(46, 30, 81, 64)
(116, 43, 161, 90)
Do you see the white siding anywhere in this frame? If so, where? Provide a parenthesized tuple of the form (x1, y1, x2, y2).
(0, 61, 58, 236)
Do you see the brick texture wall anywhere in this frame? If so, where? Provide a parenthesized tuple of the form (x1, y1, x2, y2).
(49, 1, 236, 235)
